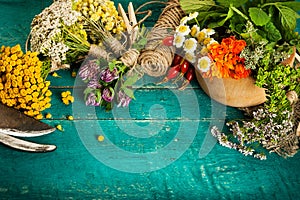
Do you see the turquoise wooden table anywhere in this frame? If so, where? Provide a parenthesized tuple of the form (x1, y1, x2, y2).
(1, 0, 300, 199)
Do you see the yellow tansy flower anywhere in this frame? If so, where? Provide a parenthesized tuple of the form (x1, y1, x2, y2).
(45, 113, 52, 119)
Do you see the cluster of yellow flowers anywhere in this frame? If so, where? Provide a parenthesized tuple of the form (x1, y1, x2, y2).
(73, 0, 126, 34)
(61, 90, 74, 105)
(0, 44, 52, 119)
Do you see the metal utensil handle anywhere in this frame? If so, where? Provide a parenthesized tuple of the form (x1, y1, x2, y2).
(0, 132, 56, 152)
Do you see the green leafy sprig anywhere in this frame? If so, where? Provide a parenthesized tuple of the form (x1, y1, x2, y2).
(180, 0, 300, 47)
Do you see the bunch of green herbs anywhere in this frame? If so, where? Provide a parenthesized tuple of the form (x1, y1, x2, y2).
(180, 0, 300, 159)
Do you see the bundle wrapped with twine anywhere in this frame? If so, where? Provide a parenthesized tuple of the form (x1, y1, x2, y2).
(88, 44, 140, 71)
(138, 0, 184, 77)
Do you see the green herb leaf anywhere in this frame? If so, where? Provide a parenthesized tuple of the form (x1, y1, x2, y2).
(277, 6, 298, 31)
(231, 6, 249, 20)
(249, 8, 270, 26)
(108, 61, 115, 71)
(197, 11, 227, 27)
(122, 87, 135, 99)
(138, 38, 147, 46)
(277, 2, 300, 12)
(240, 31, 264, 43)
(216, 0, 248, 8)
(123, 74, 139, 87)
(218, 7, 234, 26)
(180, 0, 216, 13)
(228, 16, 245, 33)
(263, 21, 282, 42)
(83, 88, 94, 100)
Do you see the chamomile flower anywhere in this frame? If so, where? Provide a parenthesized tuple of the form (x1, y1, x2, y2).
(185, 52, 196, 63)
(200, 46, 209, 55)
(189, 12, 199, 19)
(197, 56, 211, 72)
(173, 33, 185, 48)
(196, 31, 206, 43)
(203, 38, 212, 46)
(183, 38, 198, 53)
(180, 16, 191, 25)
(208, 38, 218, 46)
(190, 25, 200, 37)
(202, 28, 215, 37)
(176, 24, 191, 36)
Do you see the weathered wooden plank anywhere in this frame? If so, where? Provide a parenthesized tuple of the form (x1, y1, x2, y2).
(45, 86, 244, 121)
(1, 119, 300, 199)
(48, 69, 202, 88)
(0, 0, 52, 47)
(1, 0, 300, 199)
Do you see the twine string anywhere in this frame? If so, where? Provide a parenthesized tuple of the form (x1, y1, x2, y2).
(138, 0, 184, 77)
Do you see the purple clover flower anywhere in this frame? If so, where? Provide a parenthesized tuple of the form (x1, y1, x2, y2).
(100, 67, 119, 83)
(87, 78, 102, 89)
(86, 92, 101, 106)
(117, 90, 132, 107)
(79, 60, 101, 81)
(102, 87, 114, 102)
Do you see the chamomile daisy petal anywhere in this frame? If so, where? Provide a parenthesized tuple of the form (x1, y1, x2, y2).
(176, 25, 191, 36)
(197, 56, 211, 73)
(190, 25, 200, 37)
(180, 16, 192, 24)
(185, 52, 196, 63)
(180, 16, 188, 24)
(183, 38, 198, 53)
(173, 34, 185, 48)
(208, 38, 219, 46)
(189, 12, 199, 19)
(202, 28, 215, 36)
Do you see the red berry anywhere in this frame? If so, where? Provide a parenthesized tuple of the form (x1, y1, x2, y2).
(185, 67, 195, 82)
(167, 64, 180, 79)
(162, 36, 174, 46)
(178, 68, 195, 90)
(180, 60, 190, 74)
(172, 54, 182, 66)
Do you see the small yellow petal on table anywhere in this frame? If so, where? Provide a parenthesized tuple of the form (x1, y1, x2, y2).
(97, 135, 105, 142)
(67, 115, 74, 121)
(56, 125, 64, 132)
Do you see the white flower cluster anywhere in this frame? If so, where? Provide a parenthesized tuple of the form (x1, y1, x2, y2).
(210, 106, 297, 160)
(46, 41, 69, 63)
(242, 109, 294, 149)
(30, 0, 81, 64)
(210, 126, 267, 160)
(173, 12, 217, 72)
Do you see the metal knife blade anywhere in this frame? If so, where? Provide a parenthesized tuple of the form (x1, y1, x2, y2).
(0, 103, 56, 137)
(0, 132, 56, 152)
